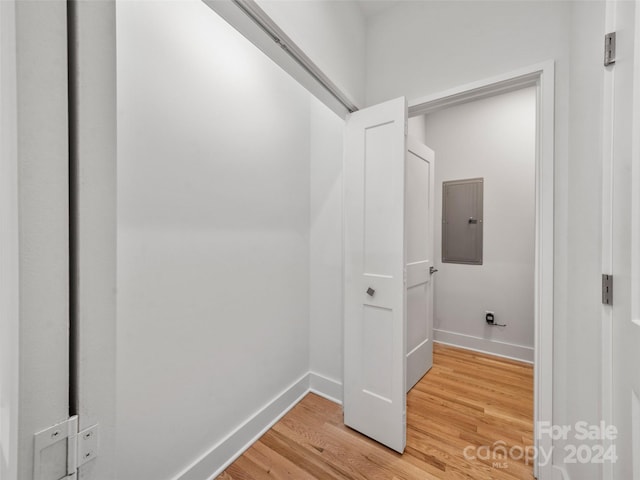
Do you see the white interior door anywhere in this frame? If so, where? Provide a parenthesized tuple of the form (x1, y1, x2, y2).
(343, 97, 407, 453)
(610, 1, 640, 478)
(405, 137, 435, 391)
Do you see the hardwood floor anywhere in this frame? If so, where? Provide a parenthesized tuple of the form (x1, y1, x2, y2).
(219, 343, 534, 479)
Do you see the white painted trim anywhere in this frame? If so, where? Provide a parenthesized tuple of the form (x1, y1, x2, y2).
(633, 0, 640, 330)
(535, 60, 555, 480)
(171, 370, 344, 480)
(433, 333, 534, 364)
(553, 464, 571, 480)
(309, 371, 343, 404)
(68, 3, 117, 478)
(0, 1, 19, 479)
(409, 62, 550, 117)
(173, 373, 310, 480)
(409, 60, 555, 479)
(601, 4, 616, 480)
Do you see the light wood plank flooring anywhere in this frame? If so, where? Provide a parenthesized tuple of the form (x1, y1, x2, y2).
(219, 343, 534, 479)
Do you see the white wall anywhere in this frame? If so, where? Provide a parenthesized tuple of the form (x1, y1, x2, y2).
(116, 2, 314, 478)
(410, 87, 536, 361)
(309, 97, 344, 399)
(365, 1, 571, 107)
(256, 0, 366, 108)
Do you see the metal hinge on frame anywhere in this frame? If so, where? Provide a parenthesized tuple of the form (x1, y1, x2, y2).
(602, 274, 613, 306)
(604, 32, 616, 67)
(34, 416, 98, 480)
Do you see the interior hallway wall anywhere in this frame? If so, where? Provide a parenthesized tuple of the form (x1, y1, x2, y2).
(409, 87, 537, 361)
(116, 2, 313, 478)
(309, 97, 344, 399)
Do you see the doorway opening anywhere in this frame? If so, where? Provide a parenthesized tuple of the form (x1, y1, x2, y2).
(406, 84, 536, 479)
(408, 63, 555, 479)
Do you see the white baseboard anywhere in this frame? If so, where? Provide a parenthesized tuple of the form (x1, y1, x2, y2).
(309, 371, 343, 405)
(434, 329, 534, 363)
(173, 372, 310, 480)
(552, 464, 570, 480)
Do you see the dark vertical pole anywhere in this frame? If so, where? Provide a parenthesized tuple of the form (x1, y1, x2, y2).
(67, 0, 79, 417)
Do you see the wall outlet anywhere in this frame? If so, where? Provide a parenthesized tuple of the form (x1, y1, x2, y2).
(485, 311, 495, 324)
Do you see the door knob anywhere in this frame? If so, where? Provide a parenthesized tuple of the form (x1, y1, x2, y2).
(366, 287, 375, 296)
(468, 217, 478, 224)
(430, 267, 438, 275)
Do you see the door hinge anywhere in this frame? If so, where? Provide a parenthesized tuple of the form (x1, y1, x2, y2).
(34, 416, 99, 480)
(604, 32, 616, 67)
(602, 274, 613, 305)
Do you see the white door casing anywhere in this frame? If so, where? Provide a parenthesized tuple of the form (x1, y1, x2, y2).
(405, 137, 435, 391)
(68, 1, 117, 477)
(343, 96, 407, 453)
(608, 1, 640, 478)
(408, 63, 555, 478)
(630, 3, 640, 476)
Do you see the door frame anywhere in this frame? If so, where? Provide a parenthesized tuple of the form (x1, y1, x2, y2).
(408, 61, 555, 479)
(67, 1, 118, 478)
(200, 12, 554, 475)
(600, 6, 616, 480)
(604, 0, 640, 478)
